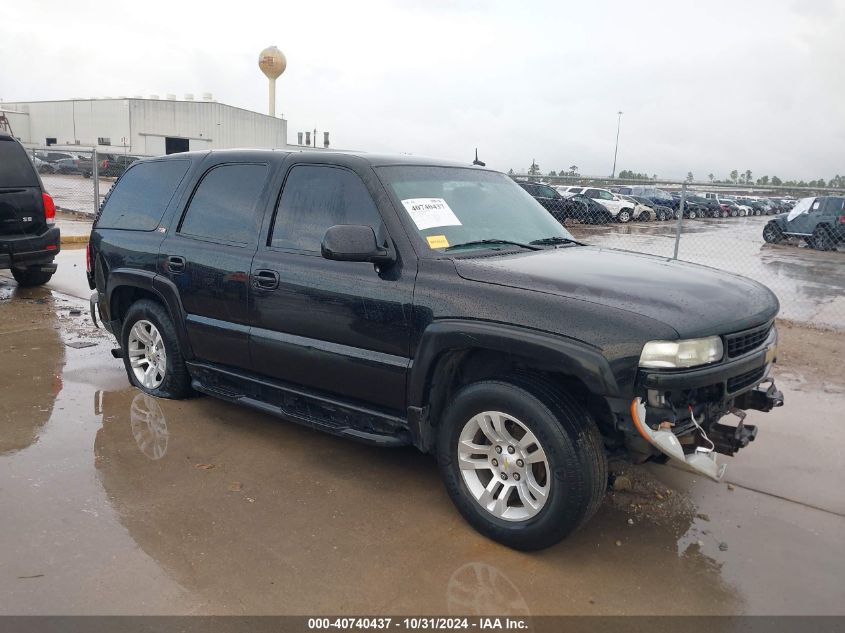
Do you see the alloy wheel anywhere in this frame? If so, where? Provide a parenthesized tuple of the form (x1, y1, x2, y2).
(457, 411, 551, 522)
(127, 319, 167, 390)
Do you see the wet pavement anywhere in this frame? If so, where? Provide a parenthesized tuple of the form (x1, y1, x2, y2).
(1, 271, 844, 615)
(570, 215, 845, 329)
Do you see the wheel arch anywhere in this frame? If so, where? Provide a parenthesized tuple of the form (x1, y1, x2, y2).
(407, 320, 620, 452)
(106, 270, 193, 359)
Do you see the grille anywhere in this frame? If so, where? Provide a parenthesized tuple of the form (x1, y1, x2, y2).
(725, 323, 772, 359)
(727, 366, 765, 393)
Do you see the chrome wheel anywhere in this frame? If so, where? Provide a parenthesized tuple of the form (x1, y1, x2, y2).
(457, 411, 550, 522)
(130, 392, 169, 460)
(127, 319, 167, 390)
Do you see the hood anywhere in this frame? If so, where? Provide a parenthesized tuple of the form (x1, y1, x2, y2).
(453, 247, 779, 338)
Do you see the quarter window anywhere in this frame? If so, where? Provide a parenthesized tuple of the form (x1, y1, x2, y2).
(180, 163, 269, 245)
(97, 159, 190, 230)
(271, 165, 384, 252)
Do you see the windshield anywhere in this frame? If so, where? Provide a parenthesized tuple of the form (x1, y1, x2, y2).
(376, 166, 575, 251)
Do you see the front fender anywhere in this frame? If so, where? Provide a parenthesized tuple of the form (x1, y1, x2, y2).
(407, 319, 622, 409)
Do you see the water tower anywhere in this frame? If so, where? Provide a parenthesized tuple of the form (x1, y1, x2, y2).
(258, 45, 287, 117)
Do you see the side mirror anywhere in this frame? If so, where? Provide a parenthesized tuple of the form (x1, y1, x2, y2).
(321, 225, 394, 264)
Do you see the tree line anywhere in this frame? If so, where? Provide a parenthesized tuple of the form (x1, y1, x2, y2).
(510, 160, 844, 189)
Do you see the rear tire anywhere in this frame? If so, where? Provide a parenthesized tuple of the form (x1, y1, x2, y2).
(811, 226, 834, 251)
(437, 377, 607, 551)
(121, 300, 192, 399)
(11, 267, 53, 287)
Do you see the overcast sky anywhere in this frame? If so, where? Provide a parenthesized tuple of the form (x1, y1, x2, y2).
(2, 0, 843, 180)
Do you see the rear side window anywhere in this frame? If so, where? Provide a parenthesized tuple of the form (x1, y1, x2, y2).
(98, 160, 190, 230)
(0, 139, 39, 187)
(179, 163, 269, 245)
(271, 165, 384, 252)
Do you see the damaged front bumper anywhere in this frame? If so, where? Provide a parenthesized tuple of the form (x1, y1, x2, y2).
(625, 326, 783, 481)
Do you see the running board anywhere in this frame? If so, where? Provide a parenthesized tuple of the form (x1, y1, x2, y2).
(188, 362, 411, 448)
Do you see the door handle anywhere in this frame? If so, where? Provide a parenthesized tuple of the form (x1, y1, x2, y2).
(253, 269, 280, 290)
(167, 255, 186, 273)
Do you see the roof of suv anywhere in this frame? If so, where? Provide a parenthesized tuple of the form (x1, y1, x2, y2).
(139, 149, 481, 170)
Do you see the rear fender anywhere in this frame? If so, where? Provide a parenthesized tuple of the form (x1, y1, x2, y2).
(106, 269, 193, 359)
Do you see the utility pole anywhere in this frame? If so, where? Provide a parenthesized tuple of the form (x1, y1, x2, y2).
(611, 111, 623, 178)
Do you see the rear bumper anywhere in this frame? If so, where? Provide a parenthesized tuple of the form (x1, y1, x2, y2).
(0, 227, 61, 270)
(90, 290, 111, 332)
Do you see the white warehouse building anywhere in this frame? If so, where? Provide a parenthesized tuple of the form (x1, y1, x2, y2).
(0, 95, 292, 155)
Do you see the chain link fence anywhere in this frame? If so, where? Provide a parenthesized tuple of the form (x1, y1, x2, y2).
(513, 175, 845, 330)
(27, 147, 153, 216)
(23, 145, 845, 330)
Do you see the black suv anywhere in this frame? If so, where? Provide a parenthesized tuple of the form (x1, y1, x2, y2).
(516, 182, 571, 220)
(0, 134, 60, 286)
(88, 151, 784, 550)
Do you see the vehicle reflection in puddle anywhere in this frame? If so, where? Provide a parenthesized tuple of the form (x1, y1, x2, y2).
(90, 385, 741, 615)
(95, 390, 169, 461)
(447, 562, 531, 617)
(0, 285, 65, 455)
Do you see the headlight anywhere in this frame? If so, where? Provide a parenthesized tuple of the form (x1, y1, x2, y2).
(639, 336, 723, 369)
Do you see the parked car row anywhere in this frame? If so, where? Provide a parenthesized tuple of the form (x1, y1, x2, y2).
(28, 150, 140, 178)
(517, 182, 671, 224)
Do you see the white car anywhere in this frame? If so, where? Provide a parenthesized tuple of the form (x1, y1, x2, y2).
(556, 185, 585, 198)
(580, 187, 638, 223)
(618, 194, 657, 221)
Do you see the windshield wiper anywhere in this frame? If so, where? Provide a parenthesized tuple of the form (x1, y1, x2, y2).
(444, 239, 542, 252)
(529, 236, 585, 246)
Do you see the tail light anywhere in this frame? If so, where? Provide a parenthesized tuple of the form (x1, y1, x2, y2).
(42, 192, 56, 225)
(101, 159, 109, 169)
(839, 215, 845, 224)
(86, 242, 92, 274)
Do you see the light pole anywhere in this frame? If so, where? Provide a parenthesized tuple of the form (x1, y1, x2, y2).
(611, 111, 623, 178)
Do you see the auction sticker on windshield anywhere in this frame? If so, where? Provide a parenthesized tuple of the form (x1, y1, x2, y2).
(426, 234, 449, 249)
(401, 198, 462, 231)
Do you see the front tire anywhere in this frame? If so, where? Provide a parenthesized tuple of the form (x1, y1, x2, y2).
(437, 378, 607, 550)
(11, 267, 53, 287)
(121, 300, 192, 399)
(763, 221, 784, 244)
(617, 209, 632, 223)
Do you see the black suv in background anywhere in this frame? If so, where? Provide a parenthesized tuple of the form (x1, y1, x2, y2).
(516, 181, 571, 220)
(88, 150, 783, 550)
(0, 134, 60, 286)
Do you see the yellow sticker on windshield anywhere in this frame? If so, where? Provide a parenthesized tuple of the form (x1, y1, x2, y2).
(426, 235, 450, 249)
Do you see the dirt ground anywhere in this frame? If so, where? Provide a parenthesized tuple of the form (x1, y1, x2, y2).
(775, 319, 845, 389)
(0, 268, 843, 617)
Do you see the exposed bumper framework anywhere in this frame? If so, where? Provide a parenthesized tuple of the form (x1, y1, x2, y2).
(626, 325, 783, 480)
